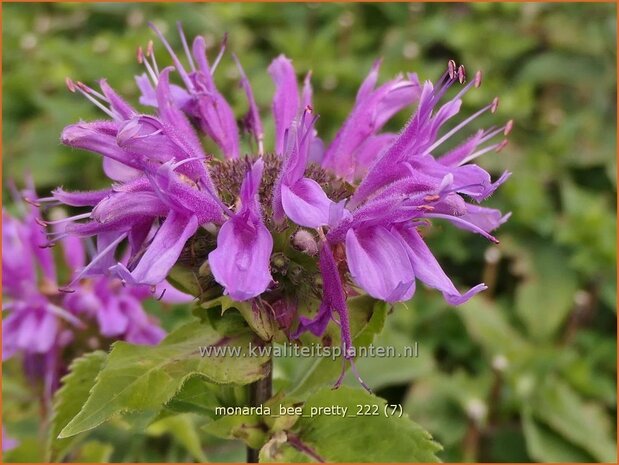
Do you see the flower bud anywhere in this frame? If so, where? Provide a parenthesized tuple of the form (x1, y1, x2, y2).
(291, 230, 318, 255)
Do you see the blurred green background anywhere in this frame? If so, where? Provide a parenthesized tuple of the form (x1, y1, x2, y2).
(2, 2, 617, 462)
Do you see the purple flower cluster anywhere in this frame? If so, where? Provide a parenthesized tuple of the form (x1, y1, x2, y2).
(2, 183, 184, 398)
(50, 23, 510, 374)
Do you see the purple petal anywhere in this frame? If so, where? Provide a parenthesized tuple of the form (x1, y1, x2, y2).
(2, 212, 36, 294)
(282, 178, 333, 228)
(268, 55, 299, 154)
(234, 54, 264, 150)
(97, 296, 129, 337)
(92, 190, 167, 224)
(208, 160, 273, 301)
(356, 59, 382, 101)
(59, 233, 86, 272)
(125, 320, 166, 345)
(322, 61, 419, 180)
(79, 231, 126, 278)
(156, 68, 213, 166)
(461, 204, 511, 232)
(52, 187, 112, 207)
(191, 35, 216, 89)
(135, 73, 158, 107)
(117, 295, 166, 344)
(186, 40, 240, 159)
(295, 301, 331, 338)
(153, 281, 193, 304)
(127, 218, 155, 258)
(115, 117, 175, 165)
(135, 73, 191, 110)
(33, 311, 59, 353)
(394, 224, 486, 305)
(345, 226, 415, 302)
(103, 157, 141, 182)
(350, 82, 437, 207)
(61, 121, 143, 170)
(408, 155, 509, 202)
(350, 132, 397, 180)
(438, 129, 485, 167)
(208, 217, 273, 301)
(296, 243, 354, 358)
(124, 212, 199, 286)
(99, 79, 137, 120)
(194, 89, 240, 159)
(3, 427, 19, 452)
(149, 160, 224, 224)
(273, 111, 327, 224)
(25, 210, 56, 282)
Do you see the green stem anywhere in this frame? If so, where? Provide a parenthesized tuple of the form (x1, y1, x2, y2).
(246, 357, 272, 463)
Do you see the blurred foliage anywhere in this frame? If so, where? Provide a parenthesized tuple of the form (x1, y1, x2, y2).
(2, 2, 616, 463)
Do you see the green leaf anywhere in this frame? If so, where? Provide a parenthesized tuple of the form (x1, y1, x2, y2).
(166, 265, 203, 297)
(531, 378, 616, 462)
(514, 245, 578, 341)
(261, 386, 441, 462)
(403, 370, 492, 449)
(522, 408, 593, 462)
(348, 307, 435, 390)
(289, 296, 388, 399)
(4, 437, 45, 463)
(147, 414, 208, 462)
(203, 413, 268, 449)
(516, 51, 604, 86)
(72, 440, 114, 463)
(458, 297, 530, 361)
(47, 350, 107, 461)
(165, 377, 227, 418)
(59, 313, 270, 439)
(204, 296, 275, 342)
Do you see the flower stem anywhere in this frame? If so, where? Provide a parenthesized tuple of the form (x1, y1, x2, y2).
(246, 357, 272, 463)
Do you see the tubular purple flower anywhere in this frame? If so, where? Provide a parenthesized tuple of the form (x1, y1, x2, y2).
(272, 110, 339, 228)
(208, 159, 274, 300)
(351, 70, 511, 208)
(112, 211, 199, 286)
(145, 23, 240, 159)
(234, 53, 264, 154)
(296, 241, 353, 358)
(3, 188, 177, 399)
(269, 55, 300, 155)
(345, 226, 416, 302)
(56, 73, 227, 288)
(393, 223, 487, 305)
(50, 24, 512, 389)
(322, 59, 421, 181)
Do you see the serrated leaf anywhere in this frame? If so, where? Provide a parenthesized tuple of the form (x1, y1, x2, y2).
(59, 313, 269, 439)
(47, 351, 107, 461)
(164, 377, 225, 417)
(262, 386, 441, 462)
